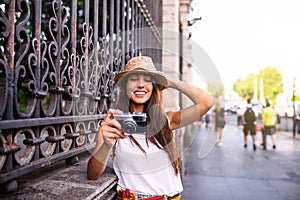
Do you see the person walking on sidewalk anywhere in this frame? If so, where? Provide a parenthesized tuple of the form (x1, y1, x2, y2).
(204, 113, 211, 128)
(87, 56, 214, 199)
(296, 105, 300, 136)
(237, 106, 244, 126)
(243, 98, 257, 150)
(214, 100, 226, 146)
(261, 100, 277, 150)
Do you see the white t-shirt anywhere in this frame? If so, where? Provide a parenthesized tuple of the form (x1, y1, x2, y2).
(113, 134, 183, 196)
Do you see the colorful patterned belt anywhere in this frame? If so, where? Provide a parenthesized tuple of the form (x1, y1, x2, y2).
(116, 188, 180, 200)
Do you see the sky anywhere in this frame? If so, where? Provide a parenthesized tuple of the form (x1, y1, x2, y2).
(188, 0, 300, 102)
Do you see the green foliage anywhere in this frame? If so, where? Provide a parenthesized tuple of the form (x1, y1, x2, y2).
(260, 66, 283, 100)
(233, 74, 255, 99)
(233, 66, 283, 102)
(207, 82, 224, 98)
(18, 89, 28, 113)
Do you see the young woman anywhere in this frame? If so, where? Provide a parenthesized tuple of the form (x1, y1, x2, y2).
(214, 100, 226, 146)
(87, 56, 214, 199)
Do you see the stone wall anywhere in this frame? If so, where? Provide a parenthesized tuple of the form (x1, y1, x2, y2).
(162, 0, 193, 181)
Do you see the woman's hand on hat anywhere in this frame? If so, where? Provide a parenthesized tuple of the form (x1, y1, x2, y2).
(155, 71, 171, 88)
(99, 109, 126, 146)
(165, 75, 178, 89)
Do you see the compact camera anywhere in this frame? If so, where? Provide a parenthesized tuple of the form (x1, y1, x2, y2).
(113, 112, 147, 134)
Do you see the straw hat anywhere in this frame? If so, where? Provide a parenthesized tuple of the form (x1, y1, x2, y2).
(114, 56, 168, 90)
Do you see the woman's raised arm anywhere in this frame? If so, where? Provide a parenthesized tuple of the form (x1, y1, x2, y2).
(166, 77, 214, 130)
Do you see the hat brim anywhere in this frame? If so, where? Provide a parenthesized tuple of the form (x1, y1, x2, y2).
(114, 70, 168, 91)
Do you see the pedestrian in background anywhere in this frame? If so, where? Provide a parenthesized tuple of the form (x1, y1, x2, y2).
(261, 100, 277, 150)
(237, 106, 244, 126)
(214, 100, 226, 146)
(204, 113, 211, 128)
(243, 98, 257, 150)
(195, 116, 204, 127)
(297, 105, 300, 136)
(275, 113, 281, 132)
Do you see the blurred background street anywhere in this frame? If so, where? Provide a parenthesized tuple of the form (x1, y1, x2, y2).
(181, 113, 300, 200)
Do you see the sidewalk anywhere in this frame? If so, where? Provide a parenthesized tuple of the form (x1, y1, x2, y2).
(181, 123, 300, 200)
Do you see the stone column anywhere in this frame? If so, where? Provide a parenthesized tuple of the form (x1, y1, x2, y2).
(162, 0, 180, 111)
(162, 0, 193, 181)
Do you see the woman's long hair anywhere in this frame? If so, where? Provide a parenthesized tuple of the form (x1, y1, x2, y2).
(116, 83, 181, 175)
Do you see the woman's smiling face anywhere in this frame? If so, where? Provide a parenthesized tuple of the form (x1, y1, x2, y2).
(126, 73, 153, 111)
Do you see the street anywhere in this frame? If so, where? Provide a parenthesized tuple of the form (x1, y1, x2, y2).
(181, 116, 300, 200)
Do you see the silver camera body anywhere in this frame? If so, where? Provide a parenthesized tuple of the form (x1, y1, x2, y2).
(113, 112, 147, 135)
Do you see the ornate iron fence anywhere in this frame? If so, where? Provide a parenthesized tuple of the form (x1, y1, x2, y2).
(0, 0, 162, 192)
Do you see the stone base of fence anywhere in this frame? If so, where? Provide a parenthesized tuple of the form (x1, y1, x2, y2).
(0, 152, 117, 200)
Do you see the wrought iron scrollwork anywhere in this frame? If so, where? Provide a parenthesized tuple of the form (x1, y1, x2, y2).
(0, 3, 10, 38)
(14, 0, 37, 118)
(42, 0, 60, 116)
(0, 0, 162, 188)
(60, 4, 72, 115)
(98, 37, 111, 113)
(0, 59, 8, 118)
(14, 128, 36, 166)
(0, 1, 9, 119)
(0, 132, 7, 170)
(86, 26, 98, 115)
(76, 22, 89, 115)
(40, 126, 57, 157)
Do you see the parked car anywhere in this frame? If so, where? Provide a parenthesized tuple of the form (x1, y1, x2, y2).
(225, 105, 239, 114)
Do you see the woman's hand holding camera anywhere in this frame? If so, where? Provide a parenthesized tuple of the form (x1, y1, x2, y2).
(99, 109, 126, 147)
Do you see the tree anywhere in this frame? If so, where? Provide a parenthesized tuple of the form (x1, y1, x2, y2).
(207, 82, 224, 98)
(233, 74, 255, 99)
(233, 66, 283, 102)
(260, 66, 283, 101)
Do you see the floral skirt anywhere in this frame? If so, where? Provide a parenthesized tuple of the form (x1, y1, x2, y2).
(116, 188, 180, 200)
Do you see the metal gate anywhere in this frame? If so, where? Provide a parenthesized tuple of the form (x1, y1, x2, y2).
(0, 0, 162, 191)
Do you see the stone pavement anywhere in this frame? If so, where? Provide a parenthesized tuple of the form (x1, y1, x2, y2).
(0, 152, 117, 200)
(181, 123, 300, 200)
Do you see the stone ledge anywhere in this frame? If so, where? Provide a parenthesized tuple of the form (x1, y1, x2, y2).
(0, 153, 117, 200)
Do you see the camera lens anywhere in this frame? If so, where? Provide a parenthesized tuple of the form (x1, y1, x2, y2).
(122, 119, 137, 134)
